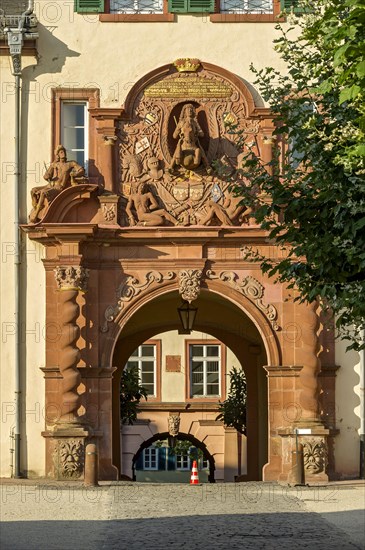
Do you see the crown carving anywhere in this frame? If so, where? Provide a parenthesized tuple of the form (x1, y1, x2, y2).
(173, 58, 201, 73)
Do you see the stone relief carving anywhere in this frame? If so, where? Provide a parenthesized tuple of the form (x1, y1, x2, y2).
(206, 270, 279, 330)
(54, 266, 89, 292)
(29, 145, 87, 224)
(103, 203, 116, 222)
(102, 268, 279, 332)
(118, 64, 262, 228)
(101, 270, 175, 332)
(56, 439, 84, 479)
(168, 413, 181, 437)
(178, 269, 203, 303)
(303, 438, 327, 474)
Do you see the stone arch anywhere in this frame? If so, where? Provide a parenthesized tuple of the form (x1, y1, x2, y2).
(131, 432, 216, 483)
(102, 276, 281, 369)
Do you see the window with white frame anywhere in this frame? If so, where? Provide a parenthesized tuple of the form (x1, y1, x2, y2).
(190, 344, 221, 397)
(126, 344, 156, 396)
(143, 447, 158, 469)
(176, 453, 190, 470)
(110, 0, 163, 13)
(61, 102, 88, 171)
(220, 0, 273, 13)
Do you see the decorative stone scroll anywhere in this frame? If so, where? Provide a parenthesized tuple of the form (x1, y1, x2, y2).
(303, 437, 327, 475)
(101, 270, 175, 332)
(168, 413, 181, 437)
(178, 269, 203, 303)
(206, 270, 279, 330)
(54, 266, 89, 292)
(55, 439, 84, 479)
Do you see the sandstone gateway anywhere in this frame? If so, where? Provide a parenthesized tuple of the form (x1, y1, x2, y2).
(0, 2, 362, 484)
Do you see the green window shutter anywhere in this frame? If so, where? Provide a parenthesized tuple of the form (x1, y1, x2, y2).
(280, 0, 312, 13)
(75, 0, 104, 13)
(168, 0, 188, 12)
(188, 0, 215, 12)
(168, 0, 214, 12)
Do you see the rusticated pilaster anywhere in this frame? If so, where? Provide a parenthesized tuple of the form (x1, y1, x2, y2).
(55, 266, 89, 424)
(296, 301, 321, 423)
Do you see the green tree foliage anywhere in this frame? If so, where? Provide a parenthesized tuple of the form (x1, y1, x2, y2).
(216, 367, 247, 434)
(120, 366, 148, 425)
(231, 0, 365, 348)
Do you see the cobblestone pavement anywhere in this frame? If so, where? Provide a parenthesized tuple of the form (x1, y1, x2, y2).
(1, 482, 364, 550)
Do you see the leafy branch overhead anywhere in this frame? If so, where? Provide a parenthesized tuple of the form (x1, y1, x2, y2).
(230, 0, 365, 349)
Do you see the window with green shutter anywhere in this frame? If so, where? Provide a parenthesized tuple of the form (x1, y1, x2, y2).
(168, 0, 215, 13)
(75, 0, 105, 13)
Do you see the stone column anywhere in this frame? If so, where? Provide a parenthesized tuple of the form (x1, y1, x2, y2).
(43, 265, 91, 480)
(54, 265, 89, 425)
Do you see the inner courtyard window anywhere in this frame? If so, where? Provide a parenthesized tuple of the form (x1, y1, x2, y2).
(126, 344, 157, 396)
(190, 344, 221, 397)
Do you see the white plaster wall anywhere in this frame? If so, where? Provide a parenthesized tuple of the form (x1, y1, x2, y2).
(155, 330, 240, 402)
(334, 341, 362, 478)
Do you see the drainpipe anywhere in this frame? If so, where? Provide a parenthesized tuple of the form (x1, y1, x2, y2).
(360, 331, 365, 479)
(4, 0, 35, 479)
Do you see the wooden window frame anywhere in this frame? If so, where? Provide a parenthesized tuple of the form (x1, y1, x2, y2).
(126, 339, 162, 402)
(100, 0, 174, 21)
(185, 339, 226, 402)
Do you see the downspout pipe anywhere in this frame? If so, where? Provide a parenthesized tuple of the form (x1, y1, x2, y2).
(5, 0, 35, 479)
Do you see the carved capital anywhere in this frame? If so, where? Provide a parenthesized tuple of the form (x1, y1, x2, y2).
(178, 269, 203, 303)
(54, 266, 89, 292)
(168, 413, 181, 437)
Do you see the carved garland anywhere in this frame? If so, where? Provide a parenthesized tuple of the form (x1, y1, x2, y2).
(206, 270, 279, 330)
(101, 270, 175, 332)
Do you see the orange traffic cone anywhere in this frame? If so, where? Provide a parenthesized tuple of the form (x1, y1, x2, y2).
(190, 460, 199, 485)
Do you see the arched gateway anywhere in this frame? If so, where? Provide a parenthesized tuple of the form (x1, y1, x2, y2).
(24, 60, 336, 484)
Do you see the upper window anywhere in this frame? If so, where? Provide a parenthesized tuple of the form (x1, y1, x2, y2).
(110, 0, 163, 13)
(75, 0, 283, 20)
(190, 344, 221, 397)
(61, 102, 88, 171)
(220, 0, 273, 14)
(126, 343, 157, 396)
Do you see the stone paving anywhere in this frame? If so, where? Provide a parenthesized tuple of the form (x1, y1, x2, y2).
(1, 482, 364, 549)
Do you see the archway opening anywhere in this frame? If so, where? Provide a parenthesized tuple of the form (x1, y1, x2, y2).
(132, 432, 215, 483)
(112, 288, 273, 481)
